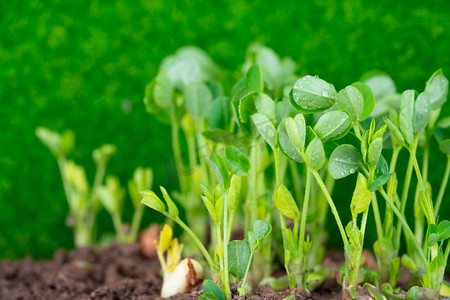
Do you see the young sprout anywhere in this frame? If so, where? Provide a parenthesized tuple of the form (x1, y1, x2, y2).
(36, 126, 116, 246)
(155, 224, 203, 297)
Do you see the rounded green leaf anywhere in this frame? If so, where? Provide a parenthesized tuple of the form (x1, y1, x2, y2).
(440, 140, 450, 154)
(202, 280, 225, 300)
(246, 64, 264, 93)
(275, 184, 299, 219)
(153, 72, 174, 109)
(254, 93, 276, 122)
(290, 75, 337, 114)
(362, 71, 396, 101)
(328, 144, 362, 179)
(413, 92, 430, 133)
(437, 220, 450, 241)
(369, 173, 393, 191)
(314, 110, 351, 142)
(184, 82, 213, 119)
(227, 240, 251, 279)
(253, 220, 272, 241)
(425, 69, 448, 110)
(351, 82, 374, 121)
(210, 153, 230, 188)
(248, 231, 257, 250)
(305, 137, 326, 170)
(288, 114, 306, 151)
(251, 113, 277, 149)
(351, 173, 371, 215)
(140, 190, 166, 213)
(336, 86, 364, 122)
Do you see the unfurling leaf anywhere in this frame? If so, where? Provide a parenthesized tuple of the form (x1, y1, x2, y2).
(290, 75, 337, 113)
(275, 184, 299, 219)
(351, 173, 371, 216)
(140, 190, 166, 213)
(228, 174, 241, 212)
(328, 144, 361, 179)
(227, 240, 251, 279)
(246, 64, 264, 93)
(159, 224, 173, 252)
(210, 153, 230, 188)
(225, 146, 250, 175)
(277, 116, 304, 163)
(160, 186, 179, 218)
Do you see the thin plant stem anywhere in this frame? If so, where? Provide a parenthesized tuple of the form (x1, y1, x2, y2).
(222, 192, 231, 300)
(298, 169, 311, 251)
(216, 226, 225, 289)
(112, 213, 124, 241)
(434, 156, 450, 218)
(171, 215, 215, 274)
(395, 154, 414, 246)
(378, 188, 427, 266)
(369, 168, 383, 241)
(129, 205, 144, 242)
(311, 169, 349, 247)
(239, 247, 256, 296)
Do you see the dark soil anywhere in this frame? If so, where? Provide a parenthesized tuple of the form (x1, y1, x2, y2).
(2, 243, 443, 300)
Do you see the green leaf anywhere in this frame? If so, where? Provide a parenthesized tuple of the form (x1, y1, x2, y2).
(351, 173, 371, 215)
(277, 117, 303, 163)
(251, 113, 277, 149)
(405, 286, 435, 300)
(199, 294, 220, 300)
(374, 155, 389, 178)
(275, 184, 299, 219)
(246, 64, 264, 93)
(362, 71, 396, 101)
(399, 107, 414, 147)
(369, 173, 393, 191)
(210, 153, 230, 188)
(202, 280, 225, 300)
(202, 129, 243, 146)
(305, 137, 326, 170)
(253, 220, 272, 241)
(425, 224, 438, 247)
(228, 174, 241, 212)
(254, 93, 276, 122)
(160, 186, 179, 218)
(153, 72, 174, 109)
(425, 69, 448, 110)
(238, 92, 257, 123)
(437, 220, 450, 242)
(440, 140, 450, 154)
(184, 82, 213, 119)
(383, 117, 405, 146)
(328, 144, 362, 179)
(202, 195, 218, 224)
(215, 195, 224, 225)
(225, 146, 250, 175)
(228, 240, 251, 279)
(35, 127, 75, 158)
(367, 137, 383, 167)
(140, 190, 166, 213)
(351, 82, 374, 121)
(209, 96, 231, 130)
(314, 110, 351, 142)
(290, 75, 337, 114)
(336, 85, 364, 122)
(413, 92, 430, 133)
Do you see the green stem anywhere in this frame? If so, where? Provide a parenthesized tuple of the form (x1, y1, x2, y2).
(129, 205, 144, 242)
(172, 215, 215, 274)
(112, 212, 124, 241)
(434, 156, 450, 218)
(422, 136, 430, 183)
(378, 188, 427, 266)
(216, 226, 225, 289)
(223, 192, 231, 300)
(57, 157, 72, 208)
(369, 168, 383, 241)
(311, 169, 349, 247)
(239, 248, 256, 296)
(298, 169, 311, 252)
(353, 122, 362, 140)
(170, 110, 186, 192)
(395, 154, 414, 247)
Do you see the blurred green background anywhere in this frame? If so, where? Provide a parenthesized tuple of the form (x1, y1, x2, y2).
(1, 0, 450, 259)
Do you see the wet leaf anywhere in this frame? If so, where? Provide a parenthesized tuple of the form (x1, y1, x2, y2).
(314, 110, 351, 142)
(305, 137, 326, 170)
(351, 82, 374, 121)
(413, 92, 430, 133)
(425, 69, 448, 110)
(336, 85, 364, 122)
(289, 75, 337, 113)
(328, 144, 361, 179)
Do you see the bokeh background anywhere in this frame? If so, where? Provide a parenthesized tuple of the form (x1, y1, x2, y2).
(1, 0, 450, 259)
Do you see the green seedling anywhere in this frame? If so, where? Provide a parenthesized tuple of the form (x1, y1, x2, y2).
(36, 127, 116, 246)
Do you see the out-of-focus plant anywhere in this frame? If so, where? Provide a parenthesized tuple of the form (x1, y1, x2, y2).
(36, 127, 116, 246)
